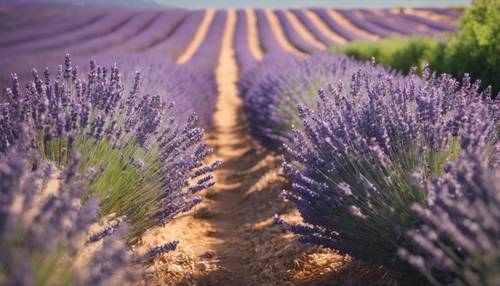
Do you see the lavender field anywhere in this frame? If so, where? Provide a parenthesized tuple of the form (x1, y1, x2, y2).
(1, 1, 499, 285)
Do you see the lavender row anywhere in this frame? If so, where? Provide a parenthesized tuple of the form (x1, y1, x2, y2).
(234, 10, 259, 73)
(255, 9, 289, 55)
(280, 60, 497, 271)
(419, 7, 464, 18)
(147, 10, 206, 61)
(90, 54, 216, 127)
(241, 52, 499, 284)
(65, 11, 161, 57)
(0, 9, 136, 56)
(274, 10, 320, 54)
(0, 7, 106, 47)
(290, 9, 335, 46)
(183, 10, 227, 74)
(117, 10, 187, 53)
(178, 11, 226, 121)
(361, 10, 437, 36)
(335, 9, 395, 37)
(241, 54, 389, 149)
(0, 2, 85, 31)
(311, 9, 361, 41)
(398, 11, 456, 31)
(0, 55, 219, 239)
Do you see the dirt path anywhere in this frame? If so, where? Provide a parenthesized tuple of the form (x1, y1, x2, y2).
(139, 8, 345, 286)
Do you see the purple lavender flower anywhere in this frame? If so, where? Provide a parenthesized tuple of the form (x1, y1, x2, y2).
(400, 147, 500, 285)
(1, 54, 219, 240)
(0, 148, 134, 286)
(241, 54, 395, 150)
(234, 10, 259, 74)
(277, 58, 498, 274)
(146, 240, 179, 260)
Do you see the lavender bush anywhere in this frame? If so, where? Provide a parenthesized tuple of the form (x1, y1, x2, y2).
(279, 63, 498, 273)
(234, 10, 258, 74)
(89, 54, 217, 127)
(241, 54, 392, 150)
(0, 147, 134, 286)
(0, 55, 219, 239)
(399, 145, 500, 285)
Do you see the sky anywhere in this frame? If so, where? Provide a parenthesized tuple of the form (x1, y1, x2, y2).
(18, 0, 471, 9)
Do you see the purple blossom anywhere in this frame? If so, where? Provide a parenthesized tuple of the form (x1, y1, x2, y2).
(241, 54, 395, 150)
(1, 54, 219, 239)
(400, 148, 500, 285)
(234, 10, 259, 74)
(0, 148, 134, 286)
(272, 57, 498, 273)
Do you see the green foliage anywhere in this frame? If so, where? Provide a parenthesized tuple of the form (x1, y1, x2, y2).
(37, 134, 161, 239)
(435, 0, 500, 92)
(332, 0, 500, 94)
(332, 36, 443, 74)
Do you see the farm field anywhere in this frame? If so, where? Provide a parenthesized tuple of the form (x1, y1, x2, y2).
(1, 1, 498, 286)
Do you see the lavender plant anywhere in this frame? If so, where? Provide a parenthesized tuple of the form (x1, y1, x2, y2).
(0, 147, 134, 286)
(279, 64, 499, 272)
(241, 54, 392, 150)
(234, 10, 259, 74)
(399, 144, 500, 285)
(89, 54, 217, 127)
(0, 54, 219, 239)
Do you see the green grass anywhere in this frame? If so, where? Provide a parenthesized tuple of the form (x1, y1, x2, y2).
(331, 36, 443, 75)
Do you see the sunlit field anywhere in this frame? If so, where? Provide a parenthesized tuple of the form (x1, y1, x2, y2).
(1, 0, 498, 285)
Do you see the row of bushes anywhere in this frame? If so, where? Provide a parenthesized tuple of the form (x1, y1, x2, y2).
(241, 52, 499, 285)
(0, 55, 220, 285)
(332, 0, 500, 95)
